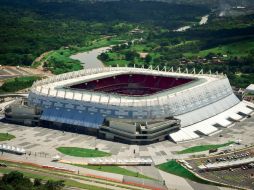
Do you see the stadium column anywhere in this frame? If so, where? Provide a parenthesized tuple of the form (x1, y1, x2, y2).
(132, 98, 135, 107)
(191, 68, 196, 74)
(198, 69, 203, 74)
(81, 92, 84, 101)
(99, 94, 102, 103)
(107, 95, 110, 106)
(64, 90, 67, 99)
(39, 86, 43, 93)
(72, 91, 75, 99)
(89, 93, 93, 102)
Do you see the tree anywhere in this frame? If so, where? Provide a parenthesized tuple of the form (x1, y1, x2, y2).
(44, 180, 65, 190)
(0, 171, 65, 190)
(145, 54, 152, 63)
(33, 179, 42, 187)
(98, 53, 109, 62)
(2, 171, 33, 190)
(125, 51, 137, 61)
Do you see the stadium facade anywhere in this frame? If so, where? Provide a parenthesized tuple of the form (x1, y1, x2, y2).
(6, 67, 254, 144)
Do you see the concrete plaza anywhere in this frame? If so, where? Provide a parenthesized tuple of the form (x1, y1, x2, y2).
(1, 114, 254, 190)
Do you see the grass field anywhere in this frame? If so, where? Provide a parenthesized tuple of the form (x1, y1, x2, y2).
(56, 147, 111, 157)
(0, 133, 15, 141)
(0, 167, 112, 190)
(0, 159, 144, 190)
(177, 141, 234, 154)
(0, 76, 41, 93)
(74, 164, 154, 180)
(184, 39, 254, 58)
(157, 160, 217, 185)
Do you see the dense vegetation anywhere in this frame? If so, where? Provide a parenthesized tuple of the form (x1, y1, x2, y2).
(0, 7, 133, 68)
(100, 13, 254, 88)
(1, 0, 254, 87)
(0, 171, 65, 190)
(0, 0, 208, 67)
(43, 38, 125, 74)
(0, 76, 41, 93)
(1, 0, 208, 27)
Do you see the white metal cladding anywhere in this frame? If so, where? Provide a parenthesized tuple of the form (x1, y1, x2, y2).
(176, 93, 240, 127)
(28, 67, 240, 125)
(170, 101, 254, 143)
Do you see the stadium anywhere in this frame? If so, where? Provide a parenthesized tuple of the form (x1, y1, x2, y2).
(6, 67, 254, 144)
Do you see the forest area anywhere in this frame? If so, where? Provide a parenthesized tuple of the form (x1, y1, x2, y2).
(0, 0, 254, 87)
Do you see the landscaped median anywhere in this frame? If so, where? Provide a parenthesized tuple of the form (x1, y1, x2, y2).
(73, 164, 154, 180)
(56, 147, 155, 180)
(0, 133, 15, 141)
(176, 141, 234, 154)
(0, 159, 148, 190)
(156, 160, 224, 186)
(56, 147, 111, 157)
(157, 160, 208, 184)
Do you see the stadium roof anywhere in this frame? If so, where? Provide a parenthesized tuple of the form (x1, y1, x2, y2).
(31, 67, 224, 107)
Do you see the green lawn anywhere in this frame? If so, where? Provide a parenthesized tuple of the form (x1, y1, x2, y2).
(56, 147, 111, 157)
(177, 141, 234, 154)
(74, 164, 154, 180)
(157, 160, 217, 185)
(0, 76, 41, 93)
(0, 133, 15, 141)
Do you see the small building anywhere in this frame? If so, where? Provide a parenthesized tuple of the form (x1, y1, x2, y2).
(130, 27, 144, 34)
(139, 52, 148, 59)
